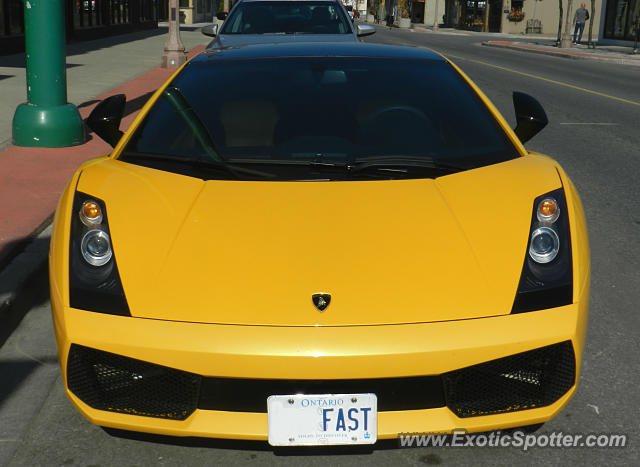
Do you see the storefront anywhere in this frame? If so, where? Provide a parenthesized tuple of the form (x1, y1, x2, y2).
(603, 0, 640, 40)
(178, 0, 214, 24)
(71, 0, 157, 34)
(1, 0, 159, 55)
(460, 0, 486, 30)
(0, 0, 24, 38)
(411, 0, 425, 23)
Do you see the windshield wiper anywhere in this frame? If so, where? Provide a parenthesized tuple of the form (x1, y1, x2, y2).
(224, 158, 347, 180)
(346, 156, 468, 176)
(119, 152, 276, 179)
(228, 158, 347, 169)
(163, 86, 222, 162)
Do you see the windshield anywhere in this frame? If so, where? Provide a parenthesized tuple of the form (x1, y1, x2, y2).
(221, 1, 352, 34)
(121, 57, 518, 180)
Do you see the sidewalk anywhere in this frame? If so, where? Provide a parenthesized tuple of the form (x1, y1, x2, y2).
(0, 25, 209, 328)
(371, 21, 640, 66)
(482, 39, 640, 66)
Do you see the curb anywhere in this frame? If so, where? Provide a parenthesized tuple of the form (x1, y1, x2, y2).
(0, 47, 207, 349)
(0, 222, 52, 347)
(483, 41, 640, 66)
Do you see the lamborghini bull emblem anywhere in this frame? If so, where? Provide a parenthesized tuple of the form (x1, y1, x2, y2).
(312, 293, 331, 312)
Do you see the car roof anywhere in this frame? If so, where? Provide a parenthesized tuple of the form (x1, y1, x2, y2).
(196, 42, 447, 62)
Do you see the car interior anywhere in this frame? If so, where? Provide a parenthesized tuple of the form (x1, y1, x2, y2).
(222, 4, 351, 34)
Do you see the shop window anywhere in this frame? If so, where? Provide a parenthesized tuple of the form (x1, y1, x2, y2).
(605, 0, 640, 40)
(4, 0, 24, 35)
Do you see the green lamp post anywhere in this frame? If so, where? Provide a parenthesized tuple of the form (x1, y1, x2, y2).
(12, 0, 86, 147)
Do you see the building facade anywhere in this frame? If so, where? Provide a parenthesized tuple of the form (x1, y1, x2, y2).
(178, 0, 214, 24)
(603, 0, 639, 41)
(421, 0, 637, 45)
(1, 0, 159, 55)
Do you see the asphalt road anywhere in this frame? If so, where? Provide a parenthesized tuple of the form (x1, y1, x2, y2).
(1, 26, 639, 466)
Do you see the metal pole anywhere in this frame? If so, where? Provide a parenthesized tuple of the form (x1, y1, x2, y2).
(12, 0, 86, 147)
(161, 0, 186, 68)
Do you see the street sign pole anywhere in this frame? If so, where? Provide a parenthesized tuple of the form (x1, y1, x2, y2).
(12, 0, 86, 147)
(161, 0, 187, 68)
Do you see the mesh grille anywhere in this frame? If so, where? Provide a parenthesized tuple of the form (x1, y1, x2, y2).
(67, 342, 575, 420)
(443, 341, 575, 418)
(67, 344, 201, 420)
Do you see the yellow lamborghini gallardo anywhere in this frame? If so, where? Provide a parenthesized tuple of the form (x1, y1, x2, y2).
(49, 43, 589, 446)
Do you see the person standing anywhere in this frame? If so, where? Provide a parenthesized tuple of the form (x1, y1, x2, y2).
(573, 3, 590, 44)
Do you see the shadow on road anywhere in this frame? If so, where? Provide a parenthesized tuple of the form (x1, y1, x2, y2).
(0, 356, 58, 410)
(0, 260, 50, 350)
(103, 427, 406, 455)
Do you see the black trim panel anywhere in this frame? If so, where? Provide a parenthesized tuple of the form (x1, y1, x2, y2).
(198, 375, 446, 413)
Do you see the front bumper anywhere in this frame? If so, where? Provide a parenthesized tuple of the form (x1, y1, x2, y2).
(51, 285, 588, 440)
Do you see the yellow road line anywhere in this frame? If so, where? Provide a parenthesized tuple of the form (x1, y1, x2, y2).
(446, 54, 640, 107)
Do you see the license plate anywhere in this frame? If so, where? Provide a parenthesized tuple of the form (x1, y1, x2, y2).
(267, 393, 377, 446)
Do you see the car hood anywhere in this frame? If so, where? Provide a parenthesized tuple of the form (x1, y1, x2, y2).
(208, 33, 356, 49)
(76, 156, 562, 326)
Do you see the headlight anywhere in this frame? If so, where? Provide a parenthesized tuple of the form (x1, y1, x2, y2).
(69, 192, 129, 316)
(529, 227, 559, 264)
(80, 229, 113, 266)
(512, 188, 572, 314)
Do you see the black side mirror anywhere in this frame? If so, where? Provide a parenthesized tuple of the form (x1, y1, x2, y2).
(216, 11, 228, 20)
(86, 94, 126, 147)
(512, 92, 548, 144)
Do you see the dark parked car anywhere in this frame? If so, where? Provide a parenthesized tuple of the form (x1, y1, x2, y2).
(201, 0, 375, 47)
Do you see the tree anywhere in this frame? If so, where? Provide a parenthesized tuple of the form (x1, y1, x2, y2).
(560, 0, 574, 48)
(556, 0, 563, 46)
(587, 0, 596, 47)
(483, 1, 490, 32)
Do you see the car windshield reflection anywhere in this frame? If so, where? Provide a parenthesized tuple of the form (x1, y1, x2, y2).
(221, 1, 352, 35)
(121, 57, 518, 180)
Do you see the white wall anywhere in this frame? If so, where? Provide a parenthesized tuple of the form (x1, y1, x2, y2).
(500, 0, 603, 37)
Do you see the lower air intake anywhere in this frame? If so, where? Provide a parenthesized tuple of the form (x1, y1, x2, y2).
(67, 344, 201, 420)
(443, 341, 576, 418)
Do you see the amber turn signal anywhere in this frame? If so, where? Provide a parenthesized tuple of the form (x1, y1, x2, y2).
(80, 200, 103, 226)
(537, 198, 559, 223)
